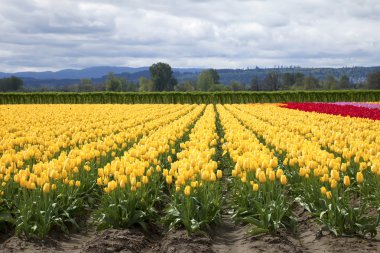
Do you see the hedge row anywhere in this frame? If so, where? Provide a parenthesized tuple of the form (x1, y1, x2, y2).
(0, 91, 379, 104)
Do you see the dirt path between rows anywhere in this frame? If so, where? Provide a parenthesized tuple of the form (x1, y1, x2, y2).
(1, 208, 379, 253)
(211, 214, 258, 253)
(211, 212, 303, 253)
(294, 206, 380, 253)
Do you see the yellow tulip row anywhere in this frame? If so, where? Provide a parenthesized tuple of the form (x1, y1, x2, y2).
(240, 104, 380, 172)
(168, 105, 221, 196)
(225, 104, 379, 196)
(1, 104, 197, 193)
(97, 105, 205, 193)
(216, 105, 287, 188)
(0, 105, 158, 153)
(1, 104, 377, 237)
(0, 105, 184, 171)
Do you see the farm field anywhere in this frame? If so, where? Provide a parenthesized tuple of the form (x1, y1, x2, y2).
(0, 103, 379, 253)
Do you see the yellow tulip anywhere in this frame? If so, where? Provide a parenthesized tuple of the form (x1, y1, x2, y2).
(320, 186, 327, 195)
(166, 175, 173, 185)
(258, 171, 266, 183)
(299, 167, 306, 177)
(119, 179, 126, 189)
(217, 170, 223, 179)
(356, 172, 364, 184)
(276, 169, 283, 179)
(184, 185, 191, 196)
(331, 170, 340, 181)
(280, 175, 287, 185)
(42, 183, 50, 193)
(27, 182, 36, 190)
(269, 171, 275, 182)
(343, 176, 350, 187)
(189, 181, 195, 188)
(330, 179, 337, 189)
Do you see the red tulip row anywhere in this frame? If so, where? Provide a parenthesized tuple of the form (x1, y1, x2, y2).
(281, 102, 380, 120)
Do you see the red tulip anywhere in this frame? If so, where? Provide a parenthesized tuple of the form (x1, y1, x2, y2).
(281, 102, 380, 120)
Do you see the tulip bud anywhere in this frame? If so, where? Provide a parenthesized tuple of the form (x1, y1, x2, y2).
(269, 171, 275, 182)
(280, 175, 287, 185)
(217, 170, 223, 179)
(119, 179, 126, 189)
(343, 176, 350, 187)
(320, 186, 327, 195)
(43, 183, 50, 193)
(166, 175, 172, 185)
(184, 185, 191, 196)
(356, 172, 364, 184)
(276, 169, 283, 179)
(258, 171, 266, 183)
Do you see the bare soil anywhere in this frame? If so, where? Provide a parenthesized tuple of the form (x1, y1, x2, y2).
(1, 207, 379, 253)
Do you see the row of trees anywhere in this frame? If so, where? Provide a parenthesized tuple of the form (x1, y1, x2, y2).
(254, 72, 352, 91)
(64, 62, 177, 91)
(0, 76, 23, 92)
(3, 63, 380, 92)
(56, 67, 380, 92)
(367, 71, 380, 89)
(174, 70, 380, 92)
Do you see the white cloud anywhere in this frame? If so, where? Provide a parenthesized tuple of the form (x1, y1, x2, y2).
(0, 0, 379, 72)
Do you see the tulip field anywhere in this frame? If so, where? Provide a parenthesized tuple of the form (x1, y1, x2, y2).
(0, 102, 379, 250)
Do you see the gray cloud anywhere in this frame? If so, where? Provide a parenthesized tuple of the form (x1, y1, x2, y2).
(0, 0, 379, 72)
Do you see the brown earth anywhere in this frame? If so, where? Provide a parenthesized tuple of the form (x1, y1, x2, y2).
(1, 208, 379, 253)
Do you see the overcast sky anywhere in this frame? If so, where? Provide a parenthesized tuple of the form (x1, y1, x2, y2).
(0, 0, 380, 72)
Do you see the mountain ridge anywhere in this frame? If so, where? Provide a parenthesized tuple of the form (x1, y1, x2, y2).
(1, 66, 380, 87)
(0, 66, 204, 80)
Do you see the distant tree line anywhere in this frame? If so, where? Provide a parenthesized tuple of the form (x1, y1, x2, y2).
(172, 69, 380, 91)
(3, 63, 380, 92)
(0, 76, 23, 92)
(56, 62, 177, 92)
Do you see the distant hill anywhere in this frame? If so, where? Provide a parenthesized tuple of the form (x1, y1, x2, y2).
(0, 66, 150, 79)
(1, 66, 380, 88)
(0, 66, 203, 80)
